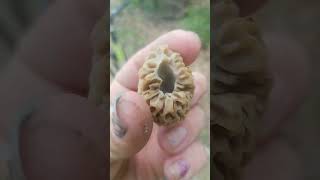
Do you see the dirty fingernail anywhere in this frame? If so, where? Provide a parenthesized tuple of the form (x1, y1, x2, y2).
(111, 94, 127, 138)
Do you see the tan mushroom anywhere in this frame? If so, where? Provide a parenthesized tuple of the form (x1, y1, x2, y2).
(138, 45, 195, 126)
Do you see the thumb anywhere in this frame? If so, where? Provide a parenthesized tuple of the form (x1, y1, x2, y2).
(110, 91, 153, 161)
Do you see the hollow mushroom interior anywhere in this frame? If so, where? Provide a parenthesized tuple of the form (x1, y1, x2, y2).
(157, 61, 176, 94)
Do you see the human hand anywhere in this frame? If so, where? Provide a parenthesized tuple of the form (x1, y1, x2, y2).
(110, 30, 209, 180)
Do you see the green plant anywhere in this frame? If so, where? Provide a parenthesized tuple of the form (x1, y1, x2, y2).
(180, 6, 210, 48)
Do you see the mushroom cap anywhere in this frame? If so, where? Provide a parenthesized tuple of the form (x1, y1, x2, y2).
(138, 45, 195, 126)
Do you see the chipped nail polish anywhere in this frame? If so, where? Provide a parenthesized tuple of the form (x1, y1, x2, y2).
(166, 159, 189, 179)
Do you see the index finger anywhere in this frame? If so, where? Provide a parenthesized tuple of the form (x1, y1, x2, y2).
(115, 29, 202, 90)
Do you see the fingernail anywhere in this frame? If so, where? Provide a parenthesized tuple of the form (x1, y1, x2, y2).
(167, 127, 187, 148)
(111, 94, 127, 138)
(165, 159, 189, 179)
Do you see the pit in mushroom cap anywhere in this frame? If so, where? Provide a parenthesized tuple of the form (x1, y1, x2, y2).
(138, 45, 195, 126)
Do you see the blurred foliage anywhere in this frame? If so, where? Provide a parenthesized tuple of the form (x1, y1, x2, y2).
(130, 0, 188, 19)
(179, 6, 210, 48)
(129, 0, 210, 48)
(116, 27, 147, 57)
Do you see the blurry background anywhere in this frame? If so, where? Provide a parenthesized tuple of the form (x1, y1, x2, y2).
(110, 0, 210, 179)
(255, 1, 320, 179)
(0, 1, 46, 179)
(0, 0, 46, 69)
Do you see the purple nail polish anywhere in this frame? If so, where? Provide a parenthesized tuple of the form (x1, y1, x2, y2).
(177, 160, 189, 178)
(166, 159, 190, 179)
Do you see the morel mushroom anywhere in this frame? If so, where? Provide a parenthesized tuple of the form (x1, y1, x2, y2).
(88, 16, 107, 105)
(138, 46, 195, 126)
(212, 0, 272, 179)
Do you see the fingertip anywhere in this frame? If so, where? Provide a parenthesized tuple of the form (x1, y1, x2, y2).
(116, 91, 152, 133)
(110, 91, 153, 159)
(134, 29, 202, 66)
(163, 142, 209, 180)
(165, 30, 202, 65)
(169, 29, 202, 49)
